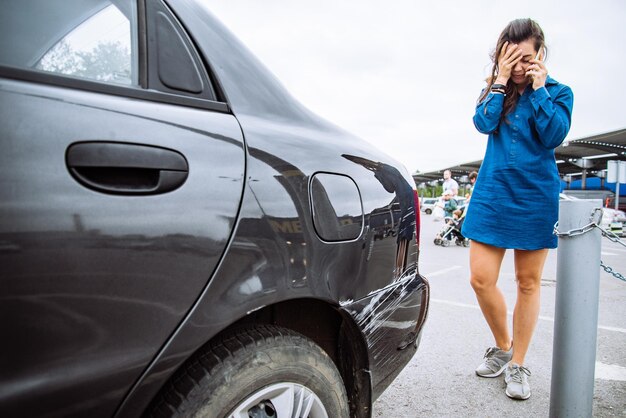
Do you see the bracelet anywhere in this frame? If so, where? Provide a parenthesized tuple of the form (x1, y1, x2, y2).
(491, 83, 506, 90)
(491, 88, 506, 95)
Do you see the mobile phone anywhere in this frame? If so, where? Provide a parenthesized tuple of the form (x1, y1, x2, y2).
(529, 48, 543, 81)
(535, 48, 543, 61)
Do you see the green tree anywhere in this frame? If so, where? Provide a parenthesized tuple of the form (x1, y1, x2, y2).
(76, 41, 130, 83)
(37, 40, 131, 84)
(36, 39, 81, 75)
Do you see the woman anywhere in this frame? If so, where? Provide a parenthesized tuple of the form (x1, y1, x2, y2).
(461, 18, 573, 400)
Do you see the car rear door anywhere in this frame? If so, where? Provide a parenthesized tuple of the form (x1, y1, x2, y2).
(0, 1, 245, 416)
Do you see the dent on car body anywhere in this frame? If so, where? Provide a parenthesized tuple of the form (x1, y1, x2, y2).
(340, 267, 428, 397)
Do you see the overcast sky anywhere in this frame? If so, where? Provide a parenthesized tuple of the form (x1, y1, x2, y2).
(202, 0, 626, 174)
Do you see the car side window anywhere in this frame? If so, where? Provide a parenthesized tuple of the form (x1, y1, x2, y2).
(0, 0, 224, 109)
(37, 3, 137, 85)
(0, 0, 138, 86)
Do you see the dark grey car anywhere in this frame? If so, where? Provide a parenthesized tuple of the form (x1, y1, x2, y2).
(0, 1, 430, 417)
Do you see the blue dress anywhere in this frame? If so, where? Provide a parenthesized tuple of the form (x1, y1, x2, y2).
(462, 76, 574, 250)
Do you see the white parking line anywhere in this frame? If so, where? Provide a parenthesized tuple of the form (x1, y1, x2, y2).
(431, 298, 626, 334)
(595, 362, 626, 381)
(423, 266, 462, 278)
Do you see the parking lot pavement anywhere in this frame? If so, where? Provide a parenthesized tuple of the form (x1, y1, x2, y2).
(373, 213, 626, 417)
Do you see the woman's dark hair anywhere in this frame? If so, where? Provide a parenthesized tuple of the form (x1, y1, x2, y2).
(479, 18, 546, 121)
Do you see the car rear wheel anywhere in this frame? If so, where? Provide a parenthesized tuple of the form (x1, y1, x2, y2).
(425, 208, 432, 214)
(148, 325, 349, 418)
(230, 382, 328, 417)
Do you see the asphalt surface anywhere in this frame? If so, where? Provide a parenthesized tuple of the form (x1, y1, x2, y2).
(373, 212, 626, 417)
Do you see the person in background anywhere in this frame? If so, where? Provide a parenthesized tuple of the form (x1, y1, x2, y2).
(441, 190, 458, 218)
(442, 169, 459, 196)
(461, 18, 573, 400)
(468, 171, 478, 195)
(452, 170, 478, 224)
(435, 191, 458, 240)
(462, 170, 478, 212)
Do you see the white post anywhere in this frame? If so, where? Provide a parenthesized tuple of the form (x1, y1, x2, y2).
(617, 161, 626, 211)
(550, 199, 602, 418)
(607, 160, 626, 210)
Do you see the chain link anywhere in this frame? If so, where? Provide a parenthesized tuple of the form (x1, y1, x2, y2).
(601, 261, 626, 282)
(553, 207, 626, 282)
(598, 225, 626, 282)
(599, 226, 626, 248)
(553, 207, 603, 238)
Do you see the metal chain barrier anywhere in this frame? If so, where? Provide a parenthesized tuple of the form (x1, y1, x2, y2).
(554, 207, 626, 282)
(600, 261, 626, 282)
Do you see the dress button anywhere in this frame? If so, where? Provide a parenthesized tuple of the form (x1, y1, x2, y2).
(513, 139, 517, 143)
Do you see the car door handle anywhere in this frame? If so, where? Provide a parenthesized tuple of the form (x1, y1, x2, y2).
(66, 142, 189, 195)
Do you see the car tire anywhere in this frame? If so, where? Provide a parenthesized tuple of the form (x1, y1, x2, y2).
(148, 325, 349, 418)
(425, 208, 432, 215)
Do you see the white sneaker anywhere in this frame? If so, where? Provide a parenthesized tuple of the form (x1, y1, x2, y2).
(475, 346, 512, 378)
(505, 363, 531, 400)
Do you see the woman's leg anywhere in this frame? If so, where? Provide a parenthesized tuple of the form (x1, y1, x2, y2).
(469, 240, 510, 350)
(511, 248, 549, 365)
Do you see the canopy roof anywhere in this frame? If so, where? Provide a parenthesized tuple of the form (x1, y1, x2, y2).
(413, 128, 626, 186)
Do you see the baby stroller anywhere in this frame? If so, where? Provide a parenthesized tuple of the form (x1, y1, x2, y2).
(434, 215, 470, 247)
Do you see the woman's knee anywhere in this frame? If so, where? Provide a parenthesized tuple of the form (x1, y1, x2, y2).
(469, 242, 505, 294)
(513, 249, 548, 296)
(515, 273, 541, 295)
(470, 273, 497, 293)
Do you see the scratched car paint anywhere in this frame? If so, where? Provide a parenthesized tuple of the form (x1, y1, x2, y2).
(0, 0, 429, 417)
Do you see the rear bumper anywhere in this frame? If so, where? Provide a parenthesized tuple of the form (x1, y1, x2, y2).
(341, 269, 430, 400)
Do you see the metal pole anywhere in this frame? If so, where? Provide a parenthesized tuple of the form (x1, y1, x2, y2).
(615, 161, 626, 210)
(616, 159, 620, 211)
(550, 199, 602, 418)
(582, 168, 587, 189)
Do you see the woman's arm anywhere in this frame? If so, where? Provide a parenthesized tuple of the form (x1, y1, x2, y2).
(530, 85, 574, 149)
(473, 42, 522, 135)
(473, 92, 504, 134)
